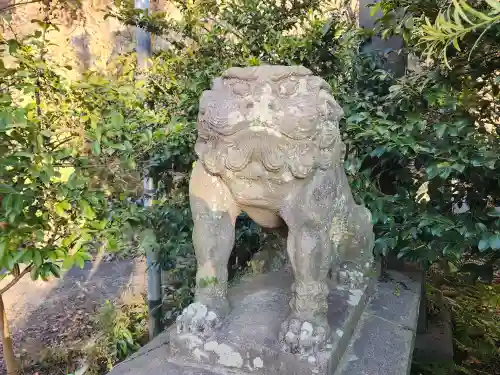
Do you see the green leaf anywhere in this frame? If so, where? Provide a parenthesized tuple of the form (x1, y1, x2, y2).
(21, 249, 34, 263)
(35, 229, 44, 242)
(347, 113, 368, 124)
(438, 167, 452, 179)
(485, 0, 500, 11)
(91, 220, 107, 230)
(55, 200, 71, 218)
(370, 2, 382, 17)
(489, 234, 500, 250)
(370, 147, 386, 157)
(49, 263, 61, 278)
(478, 239, 490, 251)
(30, 266, 39, 281)
(80, 251, 92, 261)
(79, 200, 96, 220)
(460, 1, 492, 21)
(425, 165, 440, 179)
(435, 123, 447, 138)
(33, 251, 43, 266)
(62, 255, 75, 269)
(107, 235, 118, 250)
(486, 207, 500, 217)
(13, 151, 33, 158)
(0, 184, 16, 194)
(451, 163, 465, 173)
(91, 141, 101, 155)
(8, 39, 19, 54)
(74, 254, 85, 269)
(54, 249, 66, 259)
(475, 223, 487, 232)
(0, 240, 7, 262)
(389, 84, 403, 92)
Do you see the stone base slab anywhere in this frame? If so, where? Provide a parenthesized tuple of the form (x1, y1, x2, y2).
(107, 268, 422, 375)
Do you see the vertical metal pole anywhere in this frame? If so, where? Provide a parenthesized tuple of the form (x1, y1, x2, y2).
(143, 177, 162, 339)
(135, 0, 152, 73)
(135, 0, 162, 339)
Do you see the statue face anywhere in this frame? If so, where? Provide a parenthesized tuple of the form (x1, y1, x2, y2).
(197, 65, 343, 141)
(194, 66, 345, 189)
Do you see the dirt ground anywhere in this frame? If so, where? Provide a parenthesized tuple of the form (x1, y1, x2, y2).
(0, 255, 147, 374)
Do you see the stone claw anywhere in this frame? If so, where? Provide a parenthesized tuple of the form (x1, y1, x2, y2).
(279, 318, 329, 357)
(176, 302, 220, 335)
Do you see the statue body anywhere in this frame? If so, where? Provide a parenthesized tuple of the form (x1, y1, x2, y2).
(179, 65, 374, 353)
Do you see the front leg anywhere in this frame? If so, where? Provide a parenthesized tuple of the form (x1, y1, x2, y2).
(279, 223, 332, 356)
(177, 162, 240, 335)
(279, 170, 336, 355)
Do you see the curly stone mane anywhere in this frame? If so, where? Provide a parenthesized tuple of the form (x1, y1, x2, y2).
(195, 65, 345, 183)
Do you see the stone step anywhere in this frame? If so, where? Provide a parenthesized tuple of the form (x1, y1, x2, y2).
(334, 271, 423, 375)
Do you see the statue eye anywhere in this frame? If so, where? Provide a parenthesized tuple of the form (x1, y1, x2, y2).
(232, 82, 250, 96)
(279, 80, 298, 96)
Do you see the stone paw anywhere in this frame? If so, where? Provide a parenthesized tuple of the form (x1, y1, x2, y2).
(279, 318, 329, 356)
(176, 302, 220, 335)
(337, 261, 366, 288)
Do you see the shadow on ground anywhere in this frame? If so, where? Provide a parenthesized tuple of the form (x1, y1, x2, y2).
(0, 257, 147, 372)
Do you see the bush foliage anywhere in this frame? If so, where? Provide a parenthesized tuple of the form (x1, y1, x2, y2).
(105, 0, 499, 270)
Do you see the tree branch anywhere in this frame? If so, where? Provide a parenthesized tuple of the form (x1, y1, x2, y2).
(0, 264, 33, 295)
(0, 0, 42, 13)
(49, 136, 75, 150)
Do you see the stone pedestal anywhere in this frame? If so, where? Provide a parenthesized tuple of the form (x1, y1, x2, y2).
(107, 266, 422, 375)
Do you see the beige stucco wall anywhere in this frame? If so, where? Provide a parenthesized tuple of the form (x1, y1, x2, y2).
(1, 0, 178, 78)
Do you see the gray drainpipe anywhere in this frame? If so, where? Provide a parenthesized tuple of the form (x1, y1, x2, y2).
(135, 0, 163, 339)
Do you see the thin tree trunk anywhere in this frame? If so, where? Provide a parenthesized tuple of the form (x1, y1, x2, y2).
(0, 293, 19, 375)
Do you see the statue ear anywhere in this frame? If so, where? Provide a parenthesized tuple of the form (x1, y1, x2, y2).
(325, 96, 344, 121)
(210, 77, 225, 90)
(317, 88, 344, 121)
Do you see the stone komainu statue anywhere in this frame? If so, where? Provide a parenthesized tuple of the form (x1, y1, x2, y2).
(178, 65, 374, 352)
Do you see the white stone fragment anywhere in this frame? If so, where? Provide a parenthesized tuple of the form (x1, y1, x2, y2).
(347, 354, 359, 362)
(215, 343, 244, 368)
(253, 357, 264, 368)
(300, 321, 314, 341)
(336, 329, 344, 337)
(348, 289, 364, 306)
(204, 340, 219, 352)
(193, 348, 209, 361)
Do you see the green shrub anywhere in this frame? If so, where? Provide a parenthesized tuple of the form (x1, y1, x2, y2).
(338, 0, 499, 268)
(102, 0, 500, 272)
(86, 295, 148, 374)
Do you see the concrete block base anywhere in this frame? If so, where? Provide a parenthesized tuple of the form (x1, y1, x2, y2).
(107, 268, 422, 375)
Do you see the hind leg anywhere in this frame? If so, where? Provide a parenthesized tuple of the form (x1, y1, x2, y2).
(337, 206, 375, 288)
(177, 162, 240, 334)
